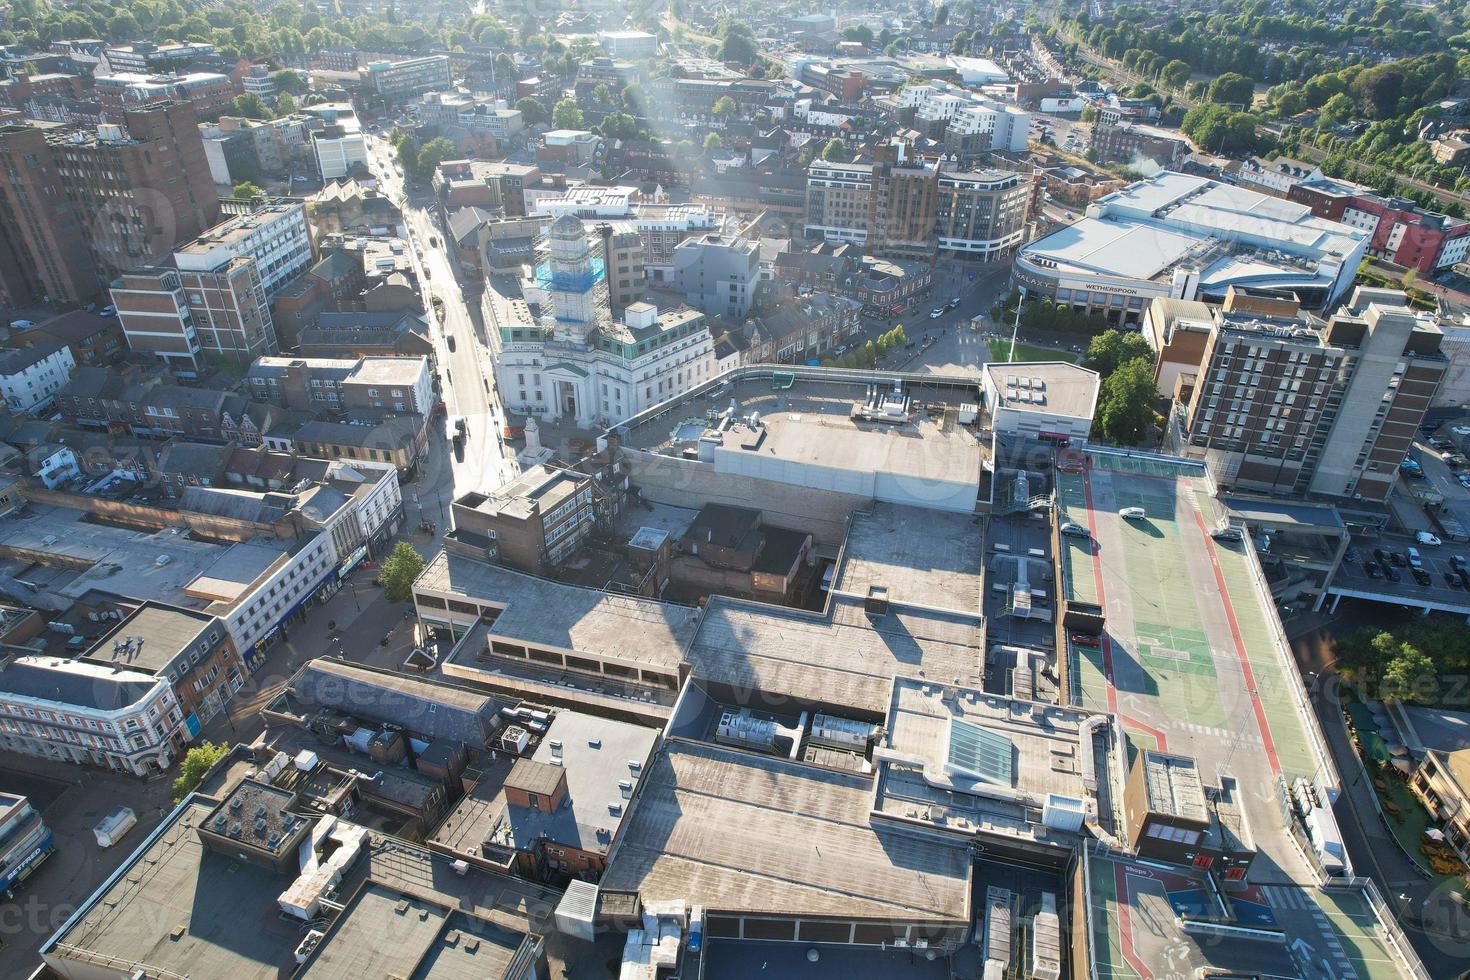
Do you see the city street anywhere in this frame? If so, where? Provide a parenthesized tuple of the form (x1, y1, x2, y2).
(365, 134, 516, 501)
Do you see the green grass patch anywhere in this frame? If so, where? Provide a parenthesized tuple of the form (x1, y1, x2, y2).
(986, 339, 1077, 363)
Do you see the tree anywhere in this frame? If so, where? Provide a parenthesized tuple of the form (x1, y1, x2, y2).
(516, 97, 546, 126)
(1205, 72, 1255, 108)
(841, 25, 874, 46)
(552, 98, 583, 130)
(711, 95, 737, 121)
(1381, 642, 1436, 703)
(1319, 92, 1355, 127)
(173, 741, 229, 802)
(396, 139, 418, 177)
(702, 132, 724, 151)
(593, 82, 612, 105)
(107, 10, 140, 40)
(1160, 60, 1191, 90)
(717, 21, 758, 67)
(599, 112, 637, 140)
(231, 93, 269, 119)
(1083, 329, 1154, 377)
(380, 540, 425, 602)
(231, 180, 264, 199)
(413, 136, 455, 181)
(621, 83, 645, 115)
(821, 137, 852, 162)
(494, 52, 516, 80)
(275, 93, 296, 116)
(271, 69, 306, 94)
(1093, 358, 1156, 445)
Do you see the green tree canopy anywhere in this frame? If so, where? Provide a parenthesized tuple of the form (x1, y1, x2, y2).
(703, 131, 724, 151)
(231, 92, 269, 119)
(841, 25, 874, 46)
(1093, 358, 1156, 445)
(173, 741, 229, 802)
(552, 98, 584, 129)
(380, 540, 425, 602)
(1205, 72, 1255, 107)
(1083, 329, 1154, 377)
(413, 136, 456, 181)
(515, 97, 546, 125)
(231, 180, 264, 199)
(711, 95, 737, 120)
(821, 137, 853, 162)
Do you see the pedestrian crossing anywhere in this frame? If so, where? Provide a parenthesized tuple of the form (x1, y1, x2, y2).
(1172, 720, 1264, 744)
(1261, 885, 1361, 980)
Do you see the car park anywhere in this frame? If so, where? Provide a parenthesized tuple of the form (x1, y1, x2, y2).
(1119, 506, 1147, 520)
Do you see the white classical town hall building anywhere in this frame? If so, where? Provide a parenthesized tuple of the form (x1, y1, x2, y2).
(492, 215, 715, 428)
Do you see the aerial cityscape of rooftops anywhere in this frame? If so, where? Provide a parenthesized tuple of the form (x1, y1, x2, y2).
(6, 0, 1470, 978)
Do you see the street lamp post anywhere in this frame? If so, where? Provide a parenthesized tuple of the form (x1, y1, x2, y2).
(1008, 287, 1027, 362)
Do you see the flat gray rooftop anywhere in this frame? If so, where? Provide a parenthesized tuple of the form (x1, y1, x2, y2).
(297, 884, 525, 980)
(874, 677, 1115, 843)
(46, 801, 306, 980)
(618, 373, 983, 503)
(420, 552, 699, 672)
(835, 503, 984, 617)
(601, 739, 972, 923)
(0, 506, 228, 606)
(85, 602, 214, 674)
(687, 593, 982, 716)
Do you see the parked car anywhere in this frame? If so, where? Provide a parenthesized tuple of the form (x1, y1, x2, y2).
(1366, 562, 1383, 579)
(1119, 506, 1147, 520)
(1384, 564, 1402, 582)
(947, 297, 961, 309)
(1452, 554, 1468, 571)
(1413, 568, 1432, 586)
(1407, 546, 1423, 569)
(1415, 531, 1442, 546)
(97, 305, 115, 317)
(1211, 527, 1243, 542)
(1374, 547, 1389, 564)
(1070, 633, 1100, 648)
(1389, 552, 1407, 567)
(1445, 571, 1462, 588)
(1059, 522, 1090, 537)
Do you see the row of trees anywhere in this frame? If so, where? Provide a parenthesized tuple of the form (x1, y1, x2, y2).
(1333, 617, 1470, 705)
(822, 325, 907, 370)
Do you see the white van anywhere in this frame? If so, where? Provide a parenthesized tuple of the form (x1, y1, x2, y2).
(1119, 506, 1146, 520)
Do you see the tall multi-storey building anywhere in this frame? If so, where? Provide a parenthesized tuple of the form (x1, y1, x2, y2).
(363, 55, 452, 103)
(935, 169, 1033, 260)
(806, 156, 1033, 261)
(173, 201, 313, 296)
(93, 72, 236, 119)
(109, 198, 303, 372)
(869, 153, 940, 261)
(672, 233, 760, 319)
(100, 41, 216, 74)
(1180, 286, 1445, 502)
(804, 160, 875, 245)
(305, 103, 367, 180)
(0, 101, 219, 304)
(112, 257, 277, 373)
